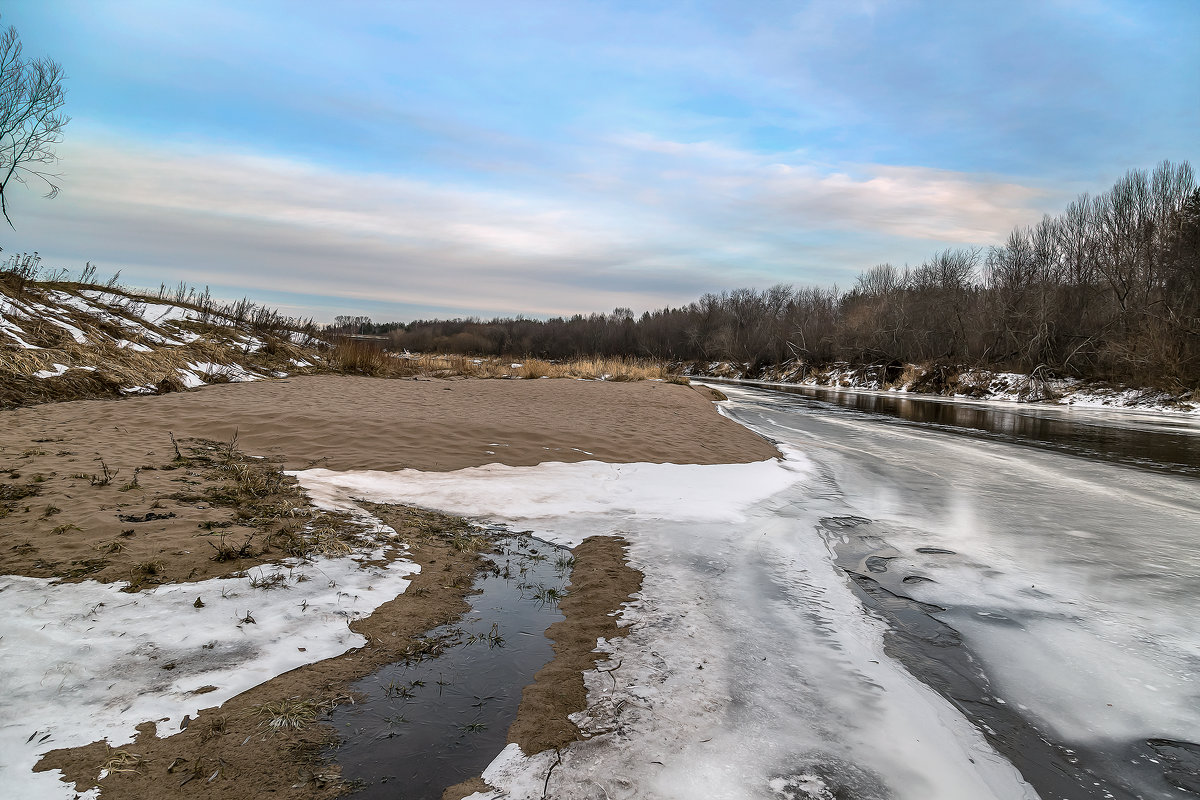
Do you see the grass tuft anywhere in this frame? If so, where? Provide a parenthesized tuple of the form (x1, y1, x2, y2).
(244, 697, 338, 732)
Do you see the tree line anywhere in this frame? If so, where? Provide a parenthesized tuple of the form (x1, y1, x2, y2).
(333, 161, 1199, 389)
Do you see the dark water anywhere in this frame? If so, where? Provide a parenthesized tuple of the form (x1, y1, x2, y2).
(702, 378, 1200, 477)
(330, 530, 570, 799)
(819, 515, 1190, 800)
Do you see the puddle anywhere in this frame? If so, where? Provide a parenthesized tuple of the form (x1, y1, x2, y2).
(329, 528, 570, 798)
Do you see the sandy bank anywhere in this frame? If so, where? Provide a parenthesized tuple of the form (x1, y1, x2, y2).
(2, 374, 778, 473)
(0, 376, 774, 585)
(2, 375, 770, 798)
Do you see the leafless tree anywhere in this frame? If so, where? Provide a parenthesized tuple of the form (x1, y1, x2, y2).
(367, 162, 1197, 389)
(0, 20, 69, 227)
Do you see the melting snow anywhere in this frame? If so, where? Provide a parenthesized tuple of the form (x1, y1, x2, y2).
(0, 549, 419, 798)
(296, 452, 1039, 800)
(33, 363, 70, 379)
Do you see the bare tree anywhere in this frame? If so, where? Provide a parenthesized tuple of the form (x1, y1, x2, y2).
(0, 20, 69, 227)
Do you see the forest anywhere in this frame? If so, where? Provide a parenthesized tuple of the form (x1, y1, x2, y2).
(335, 161, 1200, 389)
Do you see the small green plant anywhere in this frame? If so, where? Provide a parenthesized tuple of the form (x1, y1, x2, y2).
(383, 680, 415, 699)
(526, 583, 567, 606)
(199, 715, 227, 742)
(118, 467, 142, 492)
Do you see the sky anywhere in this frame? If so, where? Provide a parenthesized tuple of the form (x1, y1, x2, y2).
(1, 0, 1197, 323)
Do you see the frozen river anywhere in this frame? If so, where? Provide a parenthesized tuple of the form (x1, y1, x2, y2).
(299, 383, 1200, 800)
(709, 383, 1200, 800)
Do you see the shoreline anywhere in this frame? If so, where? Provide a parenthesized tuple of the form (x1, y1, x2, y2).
(1, 375, 765, 798)
(698, 374, 1200, 418)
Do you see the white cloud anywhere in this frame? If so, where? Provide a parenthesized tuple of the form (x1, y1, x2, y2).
(5, 130, 1056, 319)
(607, 132, 1053, 242)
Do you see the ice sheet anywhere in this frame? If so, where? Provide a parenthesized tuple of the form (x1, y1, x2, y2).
(715, 383, 1200, 796)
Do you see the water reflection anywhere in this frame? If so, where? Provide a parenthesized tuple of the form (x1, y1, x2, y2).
(705, 380, 1200, 477)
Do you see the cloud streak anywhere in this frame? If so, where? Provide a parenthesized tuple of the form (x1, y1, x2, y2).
(5, 131, 1057, 319)
(3, 1, 1195, 320)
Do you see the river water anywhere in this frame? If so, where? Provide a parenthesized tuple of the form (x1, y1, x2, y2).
(709, 382, 1200, 799)
(298, 383, 1200, 799)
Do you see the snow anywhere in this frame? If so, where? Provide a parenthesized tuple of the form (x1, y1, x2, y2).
(176, 369, 207, 389)
(0, 315, 39, 348)
(33, 363, 70, 378)
(185, 361, 261, 383)
(296, 456, 809, 536)
(0, 548, 420, 798)
(296, 453, 1040, 800)
(0, 299, 43, 349)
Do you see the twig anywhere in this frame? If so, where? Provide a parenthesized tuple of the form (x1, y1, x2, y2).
(542, 747, 563, 800)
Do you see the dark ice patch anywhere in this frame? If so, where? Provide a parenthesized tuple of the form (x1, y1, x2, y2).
(1146, 738, 1200, 794)
(769, 756, 889, 800)
(864, 556, 894, 573)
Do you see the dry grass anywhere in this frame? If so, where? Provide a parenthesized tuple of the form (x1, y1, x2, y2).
(99, 748, 144, 775)
(891, 364, 922, 389)
(1, 281, 319, 408)
(3, 277, 686, 410)
(328, 342, 686, 383)
(244, 697, 339, 733)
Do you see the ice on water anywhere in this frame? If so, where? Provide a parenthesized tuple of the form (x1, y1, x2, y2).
(298, 455, 1039, 799)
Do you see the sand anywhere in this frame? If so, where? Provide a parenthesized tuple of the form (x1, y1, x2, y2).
(1, 374, 776, 473)
(2, 375, 775, 798)
(0, 376, 774, 586)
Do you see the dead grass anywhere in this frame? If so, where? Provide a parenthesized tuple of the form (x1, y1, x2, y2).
(1, 281, 319, 408)
(4, 276, 686, 409)
(99, 749, 144, 775)
(328, 342, 686, 383)
(244, 697, 340, 733)
(165, 435, 367, 564)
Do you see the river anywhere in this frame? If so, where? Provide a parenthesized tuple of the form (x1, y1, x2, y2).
(298, 382, 1200, 799)
(708, 381, 1200, 799)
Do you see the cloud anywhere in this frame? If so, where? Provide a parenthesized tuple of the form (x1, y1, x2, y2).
(5, 130, 1055, 320)
(602, 132, 1054, 241)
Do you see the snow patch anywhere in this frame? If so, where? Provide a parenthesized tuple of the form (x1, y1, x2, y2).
(0, 550, 419, 798)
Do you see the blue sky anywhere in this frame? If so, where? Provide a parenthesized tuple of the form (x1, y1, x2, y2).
(2, 0, 1197, 322)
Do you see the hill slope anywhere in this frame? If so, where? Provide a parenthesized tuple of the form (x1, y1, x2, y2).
(0, 278, 322, 407)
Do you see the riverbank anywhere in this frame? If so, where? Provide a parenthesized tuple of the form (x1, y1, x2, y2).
(686, 361, 1199, 415)
(0, 375, 775, 798)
